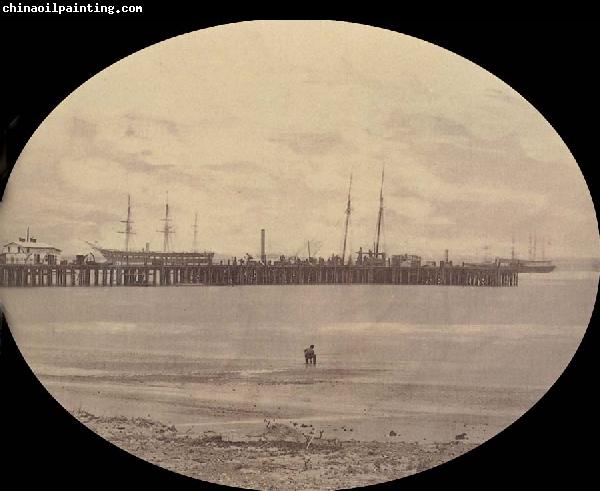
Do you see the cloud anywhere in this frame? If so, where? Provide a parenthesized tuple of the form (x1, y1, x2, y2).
(485, 87, 520, 105)
(269, 131, 345, 155)
(68, 116, 98, 139)
(203, 160, 261, 174)
(104, 151, 173, 174)
(1, 22, 597, 259)
(385, 111, 472, 139)
(123, 112, 179, 136)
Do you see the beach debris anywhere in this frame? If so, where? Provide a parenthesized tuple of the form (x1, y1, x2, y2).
(262, 422, 305, 444)
(304, 427, 317, 449)
(201, 430, 223, 443)
(74, 408, 481, 489)
(455, 433, 467, 440)
(389, 431, 397, 437)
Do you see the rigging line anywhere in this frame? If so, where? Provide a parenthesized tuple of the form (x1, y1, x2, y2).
(374, 166, 384, 255)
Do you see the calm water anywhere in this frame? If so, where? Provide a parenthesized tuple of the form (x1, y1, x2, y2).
(2, 271, 597, 390)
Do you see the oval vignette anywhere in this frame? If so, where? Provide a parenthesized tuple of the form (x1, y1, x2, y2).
(1, 21, 598, 490)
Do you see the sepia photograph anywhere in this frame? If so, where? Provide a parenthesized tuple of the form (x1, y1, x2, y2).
(1, 18, 598, 490)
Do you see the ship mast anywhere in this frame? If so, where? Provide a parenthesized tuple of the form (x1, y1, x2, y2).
(158, 191, 174, 252)
(374, 167, 384, 256)
(541, 236, 546, 261)
(118, 194, 135, 255)
(341, 173, 352, 265)
(192, 212, 199, 253)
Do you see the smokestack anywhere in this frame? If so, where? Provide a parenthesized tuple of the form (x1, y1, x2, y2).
(145, 242, 150, 252)
(511, 235, 515, 260)
(261, 229, 266, 264)
(444, 249, 449, 263)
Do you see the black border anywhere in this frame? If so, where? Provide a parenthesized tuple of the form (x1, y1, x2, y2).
(1, 14, 597, 490)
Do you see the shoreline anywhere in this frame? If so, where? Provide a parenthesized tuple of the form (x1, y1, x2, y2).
(41, 373, 525, 446)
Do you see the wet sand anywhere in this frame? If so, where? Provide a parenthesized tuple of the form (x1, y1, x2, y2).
(41, 362, 534, 445)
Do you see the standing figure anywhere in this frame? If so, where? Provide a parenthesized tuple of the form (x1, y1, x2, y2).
(304, 344, 316, 364)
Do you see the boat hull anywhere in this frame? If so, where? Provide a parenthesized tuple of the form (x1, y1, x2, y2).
(518, 264, 556, 273)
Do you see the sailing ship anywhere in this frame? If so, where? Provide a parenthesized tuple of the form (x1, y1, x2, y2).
(88, 194, 214, 266)
(497, 234, 555, 273)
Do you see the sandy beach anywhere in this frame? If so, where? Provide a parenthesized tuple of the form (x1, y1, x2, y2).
(74, 408, 477, 490)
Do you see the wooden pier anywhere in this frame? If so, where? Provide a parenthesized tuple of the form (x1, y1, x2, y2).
(0, 263, 518, 287)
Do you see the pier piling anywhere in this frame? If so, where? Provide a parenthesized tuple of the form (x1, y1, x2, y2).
(0, 263, 519, 288)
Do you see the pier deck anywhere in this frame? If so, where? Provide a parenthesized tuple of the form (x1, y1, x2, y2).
(0, 264, 518, 287)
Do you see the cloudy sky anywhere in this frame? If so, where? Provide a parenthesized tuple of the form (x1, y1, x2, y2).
(1, 21, 598, 260)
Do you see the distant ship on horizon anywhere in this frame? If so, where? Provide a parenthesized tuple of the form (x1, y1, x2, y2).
(497, 234, 556, 273)
(497, 258, 556, 273)
(465, 235, 556, 273)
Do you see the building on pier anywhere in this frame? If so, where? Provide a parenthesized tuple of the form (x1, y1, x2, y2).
(1, 230, 61, 265)
(391, 254, 421, 268)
